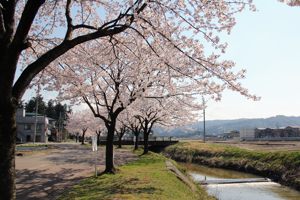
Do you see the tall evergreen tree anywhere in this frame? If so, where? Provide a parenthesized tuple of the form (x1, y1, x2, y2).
(25, 95, 47, 115)
(45, 100, 56, 119)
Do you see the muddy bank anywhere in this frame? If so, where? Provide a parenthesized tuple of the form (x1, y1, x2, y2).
(163, 142, 300, 191)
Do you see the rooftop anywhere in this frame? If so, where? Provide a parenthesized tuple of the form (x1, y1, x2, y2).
(25, 113, 44, 117)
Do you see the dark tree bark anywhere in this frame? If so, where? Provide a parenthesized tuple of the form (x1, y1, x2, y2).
(81, 128, 87, 145)
(143, 129, 149, 154)
(75, 132, 79, 143)
(128, 123, 142, 151)
(0, 98, 17, 200)
(118, 134, 122, 148)
(116, 127, 126, 148)
(96, 130, 101, 146)
(134, 132, 139, 150)
(104, 120, 116, 173)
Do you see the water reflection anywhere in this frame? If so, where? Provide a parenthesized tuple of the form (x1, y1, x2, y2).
(182, 163, 300, 200)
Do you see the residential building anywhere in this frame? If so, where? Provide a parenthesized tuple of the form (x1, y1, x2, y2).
(240, 126, 300, 141)
(16, 107, 55, 143)
(222, 130, 240, 140)
(240, 129, 255, 141)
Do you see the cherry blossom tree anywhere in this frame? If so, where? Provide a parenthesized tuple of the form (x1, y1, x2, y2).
(95, 128, 107, 146)
(67, 112, 83, 143)
(0, 1, 257, 198)
(132, 95, 199, 154)
(135, 106, 159, 154)
(44, 38, 185, 170)
(0, 1, 148, 198)
(115, 123, 128, 149)
(279, 0, 300, 6)
(88, 115, 105, 146)
(116, 111, 134, 149)
(121, 110, 143, 150)
(66, 109, 96, 145)
(47, 38, 163, 173)
(43, 14, 260, 172)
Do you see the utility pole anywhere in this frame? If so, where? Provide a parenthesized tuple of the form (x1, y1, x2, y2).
(202, 96, 206, 143)
(33, 84, 40, 144)
(58, 111, 62, 142)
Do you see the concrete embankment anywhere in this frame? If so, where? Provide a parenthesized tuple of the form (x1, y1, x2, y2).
(163, 142, 300, 191)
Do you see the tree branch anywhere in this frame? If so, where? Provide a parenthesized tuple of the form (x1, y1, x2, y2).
(12, 1, 149, 100)
(82, 95, 108, 123)
(0, 0, 16, 47)
(12, 0, 45, 50)
(0, 3, 5, 39)
(64, 0, 73, 41)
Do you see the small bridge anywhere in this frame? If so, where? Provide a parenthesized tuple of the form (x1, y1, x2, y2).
(198, 178, 271, 185)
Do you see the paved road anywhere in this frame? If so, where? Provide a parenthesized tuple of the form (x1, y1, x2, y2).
(16, 143, 137, 200)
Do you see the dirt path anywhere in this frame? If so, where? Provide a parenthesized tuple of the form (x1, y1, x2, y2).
(16, 143, 137, 200)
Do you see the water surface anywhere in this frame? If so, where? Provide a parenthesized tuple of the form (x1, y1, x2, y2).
(182, 163, 300, 200)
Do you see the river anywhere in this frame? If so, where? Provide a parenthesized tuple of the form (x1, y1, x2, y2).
(182, 163, 300, 200)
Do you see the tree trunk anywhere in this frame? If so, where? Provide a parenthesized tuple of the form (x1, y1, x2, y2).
(81, 130, 86, 145)
(134, 133, 139, 150)
(0, 100, 17, 200)
(143, 131, 149, 154)
(118, 135, 122, 148)
(104, 125, 116, 173)
(97, 133, 100, 146)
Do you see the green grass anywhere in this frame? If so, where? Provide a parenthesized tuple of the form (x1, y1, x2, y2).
(164, 141, 300, 190)
(17, 143, 48, 148)
(167, 141, 300, 168)
(59, 150, 214, 200)
(81, 143, 91, 147)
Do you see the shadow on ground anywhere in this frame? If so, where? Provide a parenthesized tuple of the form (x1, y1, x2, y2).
(16, 168, 84, 200)
(16, 144, 138, 200)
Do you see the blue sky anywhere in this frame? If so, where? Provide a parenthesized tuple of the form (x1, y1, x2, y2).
(23, 0, 300, 120)
(205, 0, 300, 120)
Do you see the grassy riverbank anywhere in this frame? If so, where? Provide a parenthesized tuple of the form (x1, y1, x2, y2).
(59, 151, 214, 200)
(164, 141, 300, 191)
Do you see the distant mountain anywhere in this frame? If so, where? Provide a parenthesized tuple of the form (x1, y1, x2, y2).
(154, 115, 300, 138)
